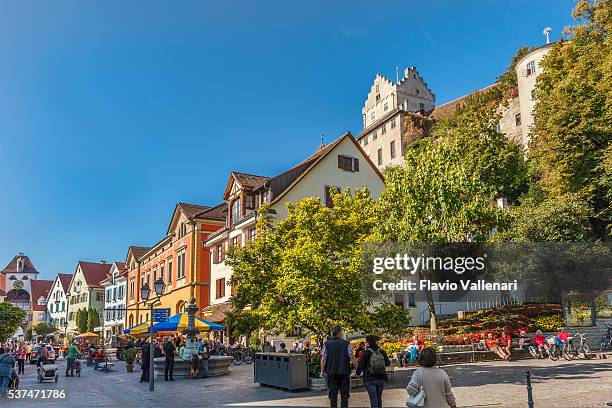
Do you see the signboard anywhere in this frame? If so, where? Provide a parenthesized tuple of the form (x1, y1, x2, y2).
(153, 308, 170, 322)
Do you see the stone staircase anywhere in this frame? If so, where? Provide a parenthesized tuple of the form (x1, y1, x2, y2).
(564, 317, 612, 348)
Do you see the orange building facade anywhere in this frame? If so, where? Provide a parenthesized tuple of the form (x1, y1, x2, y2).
(125, 203, 226, 328)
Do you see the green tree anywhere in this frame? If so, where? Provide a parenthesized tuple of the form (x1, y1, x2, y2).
(528, 0, 612, 239)
(33, 322, 57, 337)
(76, 308, 88, 333)
(226, 189, 411, 340)
(87, 308, 100, 332)
(0, 302, 27, 342)
(375, 100, 527, 331)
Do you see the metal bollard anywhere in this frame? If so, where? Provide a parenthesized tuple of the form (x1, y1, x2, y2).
(526, 371, 534, 408)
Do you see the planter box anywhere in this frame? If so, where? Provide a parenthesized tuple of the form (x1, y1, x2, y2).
(309, 377, 327, 392)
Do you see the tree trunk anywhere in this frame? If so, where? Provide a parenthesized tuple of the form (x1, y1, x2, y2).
(426, 289, 437, 333)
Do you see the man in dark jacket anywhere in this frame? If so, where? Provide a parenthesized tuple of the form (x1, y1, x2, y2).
(320, 325, 358, 408)
(356, 335, 391, 408)
(140, 340, 150, 383)
(163, 337, 175, 381)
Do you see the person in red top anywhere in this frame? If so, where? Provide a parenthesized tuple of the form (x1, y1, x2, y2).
(532, 330, 547, 357)
(485, 332, 510, 360)
(13, 347, 26, 375)
(500, 330, 513, 357)
(416, 335, 425, 351)
(354, 342, 366, 362)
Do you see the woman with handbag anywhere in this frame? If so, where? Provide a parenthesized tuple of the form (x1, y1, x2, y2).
(406, 348, 456, 408)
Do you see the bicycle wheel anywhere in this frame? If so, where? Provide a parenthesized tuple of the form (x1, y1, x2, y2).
(232, 353, 243, 366)
(581, 344, 592, 359)
(243, 353, 253, 364)
(548, 346, 559, 361)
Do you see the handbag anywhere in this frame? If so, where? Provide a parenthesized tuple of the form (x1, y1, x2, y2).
(407, 368, 426, 407)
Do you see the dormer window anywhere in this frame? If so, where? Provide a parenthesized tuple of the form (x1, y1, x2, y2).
(37, 297, 46, 306)
(16, 258, 23, 272)
(245, 194, 255, 210)
(231, 198, 241, 225)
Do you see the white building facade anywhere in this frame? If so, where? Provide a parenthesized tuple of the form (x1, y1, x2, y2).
(101, 262, 127, 342)
(515, 43, 553, 147)
(46, 274, 72, 330)
(205, 134, 385, 343)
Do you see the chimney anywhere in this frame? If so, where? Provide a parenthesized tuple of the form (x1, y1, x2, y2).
(100, 260, 107, 264)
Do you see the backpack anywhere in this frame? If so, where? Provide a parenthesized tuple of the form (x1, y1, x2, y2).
(368, 347, 386, 376)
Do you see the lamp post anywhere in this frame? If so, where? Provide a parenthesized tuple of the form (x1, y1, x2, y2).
(140, 278, 165, 392)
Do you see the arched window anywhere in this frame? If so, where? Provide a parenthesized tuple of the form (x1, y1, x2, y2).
(129, 315, 134, 328)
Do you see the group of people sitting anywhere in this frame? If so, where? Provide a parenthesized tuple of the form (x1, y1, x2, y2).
(394, 335, 426, 367)
(486, 328, 572, 360)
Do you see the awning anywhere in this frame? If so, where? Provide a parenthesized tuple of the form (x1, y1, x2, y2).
(123, 321, 158, 335)
(151, 313, 223, 332)
(74, 332, 100, 338)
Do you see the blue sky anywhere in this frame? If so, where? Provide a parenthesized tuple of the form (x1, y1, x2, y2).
(0, 0, 575, 279)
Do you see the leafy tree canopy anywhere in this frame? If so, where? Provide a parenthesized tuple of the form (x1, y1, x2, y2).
(226, 190, 411, 339)
(33, 322, 56, 337)
(87, 307, 100, 332)
(0, 303, 26, 342)
(527, 0, 612, 239)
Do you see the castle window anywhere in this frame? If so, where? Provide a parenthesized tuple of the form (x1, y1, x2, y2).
(370, 112, 375, 121)
(372, 130, 377, 140)
(390, 141, 396, 159)
(415, 88, 420, 95)
(419, 103, 425, 111)
(515, 113, 522, 126)
(526, 60, 535, 76)
(384, 102, 388, 111)
(377, 149, 383, 166)
(363, 136, 368, 146)
(381, 124, 387, 135)
(391, 118, 396, 129)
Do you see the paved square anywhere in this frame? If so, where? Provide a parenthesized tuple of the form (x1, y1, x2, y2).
(8, 356, 612, 407)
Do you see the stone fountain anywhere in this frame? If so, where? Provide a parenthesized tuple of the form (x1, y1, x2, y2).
(153, 297, 233, 378)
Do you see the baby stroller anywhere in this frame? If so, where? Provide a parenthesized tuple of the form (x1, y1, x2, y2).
(37, 362, 59, 383)
(9, 368, 19, 390)
(72, 358, 82, 377)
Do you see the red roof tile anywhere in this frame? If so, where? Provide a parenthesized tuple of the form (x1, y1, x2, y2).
(30, 280, 53, 311)
(57, 274, 73, 293)
(78, 261, 112, 289)
(1, 254, 39, 275)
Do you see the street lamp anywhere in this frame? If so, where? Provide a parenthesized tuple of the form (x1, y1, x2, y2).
(62, 322, 68, 357)
(140, 278, 165, 392)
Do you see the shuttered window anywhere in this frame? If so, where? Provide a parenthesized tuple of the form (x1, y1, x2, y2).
(337, 155, 359, 172)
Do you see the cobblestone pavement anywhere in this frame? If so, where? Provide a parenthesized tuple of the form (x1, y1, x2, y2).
(7, 356, 612, 407)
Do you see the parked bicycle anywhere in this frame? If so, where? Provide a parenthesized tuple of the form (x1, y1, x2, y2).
(228, 346, 254, 366)
(600, 324, 612, 352)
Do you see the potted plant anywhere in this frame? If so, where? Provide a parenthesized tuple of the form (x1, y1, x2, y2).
(123, 347, 137, 373)
(308, 352, 327, 391)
